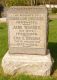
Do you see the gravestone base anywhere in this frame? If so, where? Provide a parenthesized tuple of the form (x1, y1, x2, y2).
(2, 50, 53, 76)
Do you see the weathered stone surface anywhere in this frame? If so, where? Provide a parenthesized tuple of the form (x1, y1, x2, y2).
(7, 6, 48, 55)
(2, 50, 53, 76)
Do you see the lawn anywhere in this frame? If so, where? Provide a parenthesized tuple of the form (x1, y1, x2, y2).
(0, 19, 57, 80)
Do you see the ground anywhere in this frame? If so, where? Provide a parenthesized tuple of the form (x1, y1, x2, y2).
(0, 19, 57, 80)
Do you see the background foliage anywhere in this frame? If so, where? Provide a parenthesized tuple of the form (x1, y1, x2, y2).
(0, 0, 57, 7)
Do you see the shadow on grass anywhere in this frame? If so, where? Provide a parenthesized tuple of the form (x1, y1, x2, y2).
(49, 19, 53, 22)
(48, 42, 57, 74)
(0, 27, 4, 29)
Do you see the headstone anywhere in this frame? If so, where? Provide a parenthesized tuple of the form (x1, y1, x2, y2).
(7, 6, 48, 55)
(2, 6, 53, 76)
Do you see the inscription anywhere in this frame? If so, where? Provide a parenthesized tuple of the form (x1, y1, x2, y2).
(9, 13, 45, 48)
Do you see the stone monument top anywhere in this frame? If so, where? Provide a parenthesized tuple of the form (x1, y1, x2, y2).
(7, 6, 48, 55)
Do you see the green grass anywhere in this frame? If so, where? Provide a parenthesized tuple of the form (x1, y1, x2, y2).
(0, 19, 57, 80)
(48, 19, 57, 42)
(48, 19, 57, 77)
(0, 23, 8, 62)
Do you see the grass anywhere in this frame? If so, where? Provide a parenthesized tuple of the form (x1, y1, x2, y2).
(48, 19, 57, 77)
(0, 23, 8, 62)
(0, 19, 57, 79)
